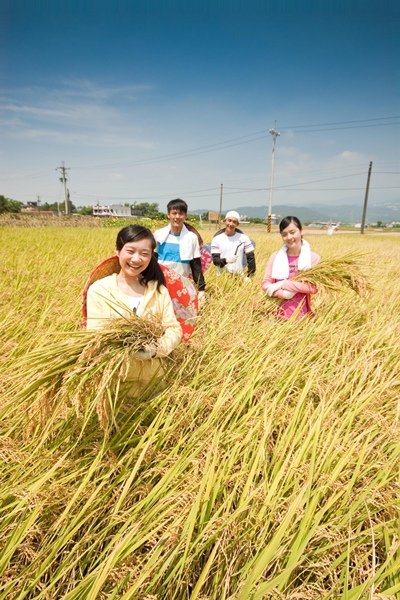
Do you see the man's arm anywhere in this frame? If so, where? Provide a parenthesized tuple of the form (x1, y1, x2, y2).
(190, 257, 206, 291)
(246, 251, 256, 276)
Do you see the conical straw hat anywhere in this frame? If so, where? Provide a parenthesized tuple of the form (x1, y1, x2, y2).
(81, 256, 120, 325)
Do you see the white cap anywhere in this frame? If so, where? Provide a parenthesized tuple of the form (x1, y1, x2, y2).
(225, 210, 240, 223)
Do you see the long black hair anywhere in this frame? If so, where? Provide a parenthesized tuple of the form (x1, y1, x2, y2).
(116, 225, 166, 289)
(279, 216, 302, 233)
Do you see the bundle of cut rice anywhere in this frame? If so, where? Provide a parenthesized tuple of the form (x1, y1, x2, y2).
(11, 314, 167, 432)
(262, 251, 370, 317)
(292, 250, 370, 296)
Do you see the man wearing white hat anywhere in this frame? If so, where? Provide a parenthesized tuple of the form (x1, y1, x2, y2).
(210, 210, 256, 278)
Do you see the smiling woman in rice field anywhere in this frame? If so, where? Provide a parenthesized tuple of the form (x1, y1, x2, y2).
(86, 225, 183, 396)
(261, 216, 321, 320)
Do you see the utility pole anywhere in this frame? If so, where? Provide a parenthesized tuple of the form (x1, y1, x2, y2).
(267, 126, 280, 232)
(360, 161, 373, 234)
(56, 162, 70, 215)
(218, 183, 223, 225)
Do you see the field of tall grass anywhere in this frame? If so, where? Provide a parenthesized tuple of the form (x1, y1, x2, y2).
(0, 226, 399, 599)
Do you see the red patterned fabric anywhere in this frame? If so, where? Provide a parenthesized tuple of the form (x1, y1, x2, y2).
(184, 222, 212, 273)
(81, 256, 198, 341)
(200, 246, 212, 273)
(159, 264, 198, 342)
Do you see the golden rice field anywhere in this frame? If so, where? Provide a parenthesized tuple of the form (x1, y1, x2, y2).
(0, 225, 399, 599)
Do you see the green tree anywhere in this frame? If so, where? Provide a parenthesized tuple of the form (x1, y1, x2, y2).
(77, 205, 95, 215)
(40, 201, 76, 214)
(131, 202, 164, 219)
(0, 195, 23, 213)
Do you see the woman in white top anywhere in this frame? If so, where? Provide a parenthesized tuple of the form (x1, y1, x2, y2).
(261, 216, 320, 320)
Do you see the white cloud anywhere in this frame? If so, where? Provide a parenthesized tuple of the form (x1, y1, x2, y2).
(0, 79, 157, 149)
(0, 104, 73, 119)
(60, 78, 154, 101)
(8, 125, 155, 149)
(0, 98, 121, 127)
(337, 150, 366, 162)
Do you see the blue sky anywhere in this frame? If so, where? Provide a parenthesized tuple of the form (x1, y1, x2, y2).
(1, 0, 399, 213)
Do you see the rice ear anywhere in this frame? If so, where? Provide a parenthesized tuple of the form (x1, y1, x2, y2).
(293, 251, 371, 296)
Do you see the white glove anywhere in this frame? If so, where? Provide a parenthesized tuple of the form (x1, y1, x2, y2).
(134, 344, 157, 360)
(225, 256, 237, 264)
(281, 289, 295, 300)
(198, 291, 206, 308)
(266, 280, 285, 297)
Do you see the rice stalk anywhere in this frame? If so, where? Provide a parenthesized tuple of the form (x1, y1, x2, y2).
(0, 229, 399, 598)
(8, 314, 167, 434)
(292, 251, 371, 296)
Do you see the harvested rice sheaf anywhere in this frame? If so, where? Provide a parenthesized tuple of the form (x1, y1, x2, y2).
(262, 252, 371, 316)
(11, 314, 168, 432)
(293, 251, 371, 296)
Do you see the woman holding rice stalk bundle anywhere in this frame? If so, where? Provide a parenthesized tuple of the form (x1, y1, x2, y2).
(85, 225, 183, 396)
(261, 216, 320, 320)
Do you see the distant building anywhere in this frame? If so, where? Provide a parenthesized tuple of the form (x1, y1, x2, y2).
(21, 201, 56, 216)
(131, 208, 144, 217)
(93, 204, 132, 217)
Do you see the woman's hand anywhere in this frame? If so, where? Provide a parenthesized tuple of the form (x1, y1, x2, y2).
(266, 280, 285, 296)
(134, 344, 157, 360)
(198, 290, 206, 308)
(281, 289, 295, 300)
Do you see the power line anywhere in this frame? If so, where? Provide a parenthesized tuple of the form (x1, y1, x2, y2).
(0, 169, 54, 181)
(73, 185, 399, 203)
(3, 159, 396, 184)
(69, 116, 399, 171)
(1, 116, 398, 180)
(71, 134, 268, 171)
(74, 186, 218, 201)
(224, 172, 370, 191)
(271, 186, 400, 191)
(281, 122, 400, 134)
(72, 171, 398, 201)
(280, 116, 400, 129)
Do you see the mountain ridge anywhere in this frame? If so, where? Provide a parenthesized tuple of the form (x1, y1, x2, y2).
(191, 202, 400, 223)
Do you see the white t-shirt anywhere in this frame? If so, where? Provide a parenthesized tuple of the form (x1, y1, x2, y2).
(155, 228, 200, 279)
(120, 293, 142, 313)
(211, 232, 255, 274)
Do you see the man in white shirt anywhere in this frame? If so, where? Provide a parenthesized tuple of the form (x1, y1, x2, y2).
(211, 210, 256, 278)
(154, 198, 206, 305)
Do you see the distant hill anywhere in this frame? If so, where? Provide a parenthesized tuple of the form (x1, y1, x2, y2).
(191, 201, 400, 223)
